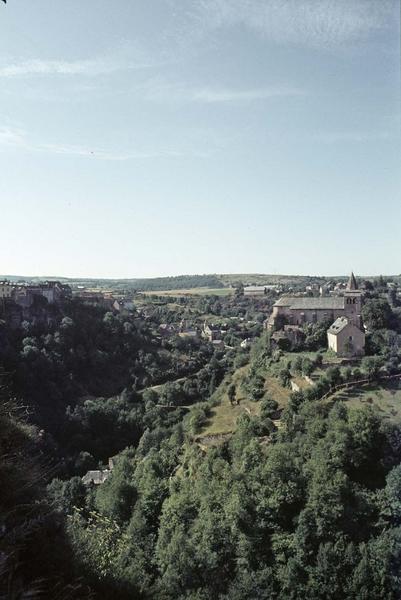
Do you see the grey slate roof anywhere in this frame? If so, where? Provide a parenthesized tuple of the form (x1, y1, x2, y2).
(274, 296, 344, 310)
(82, 469, 111, 485)
(328, 317, 349, 335)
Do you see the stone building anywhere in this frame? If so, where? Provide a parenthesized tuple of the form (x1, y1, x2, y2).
(0, 281, 15, 299)
(267, 272, 362, 330)
(270, 324, 305, 350)
(13, 281, 72, 308)
(202, 322, 223, 341)
(82, 457, 116, 486)
(327, 317, 365, 357)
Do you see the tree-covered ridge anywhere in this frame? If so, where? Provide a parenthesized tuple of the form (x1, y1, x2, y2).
(1, 283, 401, 598)
(56, 399, 401, 599)
(130, 274, 225, 291)
(2, 273, 225, 292)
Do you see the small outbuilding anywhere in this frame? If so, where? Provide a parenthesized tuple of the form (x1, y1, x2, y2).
(81, 469, 111, 486)
(327, 317, 365, 358)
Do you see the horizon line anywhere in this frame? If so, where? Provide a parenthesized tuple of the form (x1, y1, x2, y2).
(1, 272, 399, 282)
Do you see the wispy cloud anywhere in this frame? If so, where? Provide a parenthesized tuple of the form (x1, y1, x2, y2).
(37, 142, 184, 161)
(187, 86, 304, 103)
(313, 130, 394, 143)
(0, 40, 159, 79)
(196, 0, 396, 49)
(0, 127, 178, 161)
(0, 126, 190, 160)
(0, 126, 26, 147)
(141, 80, 305, 104)
(0, 56, 149, 78)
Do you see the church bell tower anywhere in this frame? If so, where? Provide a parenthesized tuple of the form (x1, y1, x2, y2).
(344, 272, 362, 327)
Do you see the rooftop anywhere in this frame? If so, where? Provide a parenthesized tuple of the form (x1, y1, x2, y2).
(244, 285, 277, 292)
(328, 317, 350, 335)
(274, 296, 344, 310)
(82, 469, 111, 485)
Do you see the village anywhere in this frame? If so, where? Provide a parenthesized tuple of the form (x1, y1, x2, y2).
(2, 272, 398, 461)
(1, 0, 399, 595)
(57, 270, 401, 488)
(1, 272, 399, 360)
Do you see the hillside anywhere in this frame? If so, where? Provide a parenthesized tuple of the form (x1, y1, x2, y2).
(3, 273, 401, 295)
(1, 278, 401, 598)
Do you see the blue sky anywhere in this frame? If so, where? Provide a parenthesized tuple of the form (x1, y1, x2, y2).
(0, 0, 399, 278)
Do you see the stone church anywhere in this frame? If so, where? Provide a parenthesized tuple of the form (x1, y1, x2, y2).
(267, 272, 362, 330)
(268, 272, 365, 357)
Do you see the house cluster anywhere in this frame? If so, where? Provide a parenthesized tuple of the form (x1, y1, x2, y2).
(157, 320, 227, 347)
(303, 280, 349, 296)
(72, 290, 136, 314)
(201, 322, 226, 348)
(0, 280, 72, 304)
(156, 317, 261, 350)
(0, 280, 72, 326)
(157, 319, 200, 339)
(267, 273, 366, 358)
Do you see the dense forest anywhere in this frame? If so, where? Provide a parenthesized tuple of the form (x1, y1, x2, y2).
(1, 285, 401, 599)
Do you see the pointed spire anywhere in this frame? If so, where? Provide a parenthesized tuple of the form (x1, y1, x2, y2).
(347, 272, 358, 290)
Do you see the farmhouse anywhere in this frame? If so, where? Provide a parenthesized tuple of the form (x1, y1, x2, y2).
(82, 457, 116, 486)
(81, 469, 111, 486)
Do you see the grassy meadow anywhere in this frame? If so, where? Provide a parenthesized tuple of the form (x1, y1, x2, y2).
(327, 378, 401, 423)
(197, 365, 291, 441)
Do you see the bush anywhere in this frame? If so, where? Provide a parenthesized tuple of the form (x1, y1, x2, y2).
(234, 352, 249, 369)
(260, 396, 279, 419)
(187, 404, 210, 434)
(279, 368, 291, 388)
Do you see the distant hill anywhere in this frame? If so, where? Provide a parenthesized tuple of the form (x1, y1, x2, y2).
(0, 273, 224, 292)
(1, 273, 399, 292)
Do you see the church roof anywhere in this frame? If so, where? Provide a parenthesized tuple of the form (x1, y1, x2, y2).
(347, 272, 358, 290)
(274, 296, 344, 310)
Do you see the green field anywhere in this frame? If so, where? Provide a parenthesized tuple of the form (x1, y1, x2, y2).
(327, 379, 401, 422)
(197, 366, 257, 439)
(264, 375, 292, 406)
(141, 287, 234, 297)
